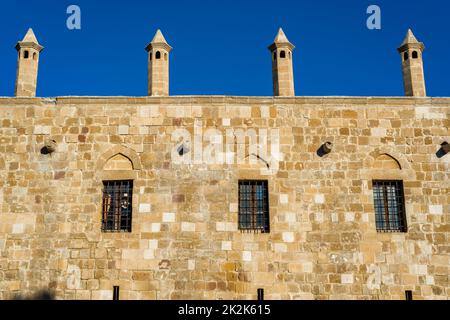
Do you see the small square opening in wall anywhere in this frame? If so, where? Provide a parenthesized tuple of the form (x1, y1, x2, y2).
(405, 290, 413, 300)
(257, 288, 264, 301)
(113, 286, 120, 300)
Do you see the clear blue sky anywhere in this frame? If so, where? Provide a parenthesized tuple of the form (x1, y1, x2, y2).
(0, 0, 449, 97)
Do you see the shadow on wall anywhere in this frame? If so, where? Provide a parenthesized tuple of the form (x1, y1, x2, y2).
(12, 289, 55, 300)
(317, 142, 333, 157)
(436, 142, 450, 159)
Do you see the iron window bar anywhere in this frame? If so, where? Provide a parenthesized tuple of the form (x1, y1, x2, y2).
(102, 180, 133, 232)
(372, 180, 407, 233)
(238, 180, 270, 233)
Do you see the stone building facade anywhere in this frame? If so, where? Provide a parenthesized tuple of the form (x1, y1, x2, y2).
(0, 27, 448, 300)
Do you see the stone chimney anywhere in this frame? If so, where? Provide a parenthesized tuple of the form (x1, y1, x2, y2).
(268, 28, 295, 97)
(145, 29, 172, 96)
(15, 28, 44, 97)
(397, 28, 426, 97)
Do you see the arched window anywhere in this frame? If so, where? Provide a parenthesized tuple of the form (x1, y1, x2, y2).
(412, 51, 418, 59)
(33, 53, 37, 60)
(149, 53, 152, 61)
(280, 50, 286, 58)
(273, 52, 277, 61)
(403, 52, 409, 61)
(368, 153, 407, 233)
(24, 50, 29, 59)
(288, 52, 291, 59)
(155, 51, 161, 59)
(164, 53, 167, 61)
(98, 149, 139, 233)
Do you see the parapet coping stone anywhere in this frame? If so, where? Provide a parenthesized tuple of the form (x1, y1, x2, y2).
(0, 95, 448, 106)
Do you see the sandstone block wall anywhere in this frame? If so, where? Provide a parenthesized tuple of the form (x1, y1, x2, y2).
(0, 96, 448, 300)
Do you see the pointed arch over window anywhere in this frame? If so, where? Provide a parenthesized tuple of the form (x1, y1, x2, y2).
(155, 51, 161, 59)
(97, 145, 142, 171)
(104, 154, 133, 171)
(373, 153, 401, 170)
(365, 147, 411, 171)
(363, 149, 409, 233)
(24, 50, 29, 59)
(412, 51, 418, 59)
(280, 50, 286, 58)
(97, 146, 141, 234)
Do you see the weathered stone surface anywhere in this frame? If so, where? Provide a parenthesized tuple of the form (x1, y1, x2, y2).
(0, 96, 448, 300)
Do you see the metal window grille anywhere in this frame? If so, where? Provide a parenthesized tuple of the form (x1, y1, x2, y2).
(372, 180, 407, 233)
(238, 180, 269, 233)
(102, 180, 133, 232)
